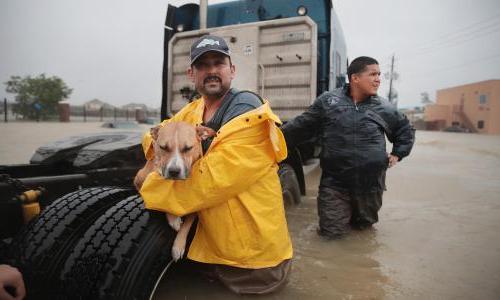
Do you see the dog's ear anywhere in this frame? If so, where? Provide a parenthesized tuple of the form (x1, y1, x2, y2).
(196, 125, 217, 141)
(150, 125, 161, 141)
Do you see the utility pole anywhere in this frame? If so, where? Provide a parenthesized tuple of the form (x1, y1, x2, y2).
(388, 54, 395, 104)
(385, 54, 399, 107)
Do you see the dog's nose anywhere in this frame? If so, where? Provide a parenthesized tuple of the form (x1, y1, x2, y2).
(168, 167, 181, 178)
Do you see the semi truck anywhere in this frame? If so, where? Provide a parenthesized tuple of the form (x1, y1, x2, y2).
(0, 1, 347, 298)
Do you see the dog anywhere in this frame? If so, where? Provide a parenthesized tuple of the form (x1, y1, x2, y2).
(134, 121, 216, 261)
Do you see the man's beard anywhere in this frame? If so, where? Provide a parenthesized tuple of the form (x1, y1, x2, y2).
(199, 76, 228, 98)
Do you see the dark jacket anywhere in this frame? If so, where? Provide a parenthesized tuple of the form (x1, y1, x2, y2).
(282, 85, 415, 192)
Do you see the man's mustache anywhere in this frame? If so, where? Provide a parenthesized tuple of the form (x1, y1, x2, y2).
(204, 76, 221, 84)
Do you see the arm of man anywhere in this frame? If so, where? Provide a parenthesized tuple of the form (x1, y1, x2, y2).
(281, 93, 326, 149)
(386, 109, 416, 164)
(140, 121, 277, 216)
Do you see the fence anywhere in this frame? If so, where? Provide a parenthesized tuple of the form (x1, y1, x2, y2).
(0, 100, 16, 122)
(1, 100, 160, 123)
(67, 105, 160, 123)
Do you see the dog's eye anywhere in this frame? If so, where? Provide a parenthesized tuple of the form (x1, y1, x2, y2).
(159, 145, 171, 152)
(182, 146, 193, 153)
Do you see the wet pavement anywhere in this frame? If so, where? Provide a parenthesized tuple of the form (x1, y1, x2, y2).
(1, 123, 499, 299)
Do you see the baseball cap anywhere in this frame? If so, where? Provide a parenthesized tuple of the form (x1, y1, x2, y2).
(190, 35, 231, 65)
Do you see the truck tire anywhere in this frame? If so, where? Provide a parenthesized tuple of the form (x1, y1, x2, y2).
(60, 194, 176, 300)
(5, 186, 134, 299)
(279, 163, 302, 208)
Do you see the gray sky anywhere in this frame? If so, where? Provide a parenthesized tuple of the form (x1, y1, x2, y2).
(1, 0, 499, 109)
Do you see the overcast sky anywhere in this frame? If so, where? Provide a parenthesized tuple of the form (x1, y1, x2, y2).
(1, 0, 499, 109)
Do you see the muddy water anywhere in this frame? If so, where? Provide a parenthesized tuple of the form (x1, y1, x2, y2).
(1, 123, 499, 299)
(155, 131, 500, 299)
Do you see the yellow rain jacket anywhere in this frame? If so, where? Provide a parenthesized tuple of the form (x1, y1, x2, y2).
(140, 97, 293, 269)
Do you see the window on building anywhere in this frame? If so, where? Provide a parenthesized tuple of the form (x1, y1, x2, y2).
(479, 94, 487, 104)
(477, 120, 485, 129)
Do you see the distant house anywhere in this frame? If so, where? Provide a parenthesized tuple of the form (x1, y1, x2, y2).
(121, 103, 160, 122)
(122, 103, 148, 111)
(84, 99, 115, 111)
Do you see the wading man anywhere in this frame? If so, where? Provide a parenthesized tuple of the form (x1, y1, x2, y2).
(282, 56, 415, 239)
(139, 35, 293, 294)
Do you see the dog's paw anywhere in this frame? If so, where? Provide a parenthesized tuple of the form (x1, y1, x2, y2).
(168, 217, 183, 232)
(171, 245, 185, 262)
(172, 234, 187, 262)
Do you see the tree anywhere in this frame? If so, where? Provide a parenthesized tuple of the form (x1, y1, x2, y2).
(420, 92, 433, 105)
(4, 74, 72, 120)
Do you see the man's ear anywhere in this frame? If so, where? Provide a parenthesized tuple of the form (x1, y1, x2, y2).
(150, 125, 161, 141)
(350, 73, 360, 84)
(230, 64, 236, 80)
(187, 67, 195, 83)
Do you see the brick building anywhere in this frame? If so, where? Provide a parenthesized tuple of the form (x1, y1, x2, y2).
(425, 79, 500, 134)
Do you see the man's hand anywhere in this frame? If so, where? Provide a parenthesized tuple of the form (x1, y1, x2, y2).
(388, 154, 399, 168)
(0, 265, 25, 300)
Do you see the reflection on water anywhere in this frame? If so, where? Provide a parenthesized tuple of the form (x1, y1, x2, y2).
(279, 167, 394, 299)
(154, 167, 395, 299)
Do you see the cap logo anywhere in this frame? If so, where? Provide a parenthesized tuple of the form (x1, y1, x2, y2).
(196, 38, 220, 48)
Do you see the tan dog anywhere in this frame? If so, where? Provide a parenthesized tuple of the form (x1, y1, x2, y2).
(134, 121, 216, 261)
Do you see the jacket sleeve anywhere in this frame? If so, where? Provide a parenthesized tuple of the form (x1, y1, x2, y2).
(140, 123, 277, 216)
(387, 110, 415, 160)
(281, 93, 325, 149)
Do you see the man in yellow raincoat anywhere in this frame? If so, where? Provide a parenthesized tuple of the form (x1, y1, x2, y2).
(139, 35, 293, 294)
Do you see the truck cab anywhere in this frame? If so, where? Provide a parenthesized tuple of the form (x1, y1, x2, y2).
(163, 0, 348, 196)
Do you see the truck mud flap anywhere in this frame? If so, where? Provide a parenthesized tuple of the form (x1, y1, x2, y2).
(5, 186, 134, 299)
(60, 195, 176, 300)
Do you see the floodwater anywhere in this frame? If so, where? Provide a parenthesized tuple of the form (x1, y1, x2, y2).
(1, 122, 500, 299)
(155, 131, 500, 299)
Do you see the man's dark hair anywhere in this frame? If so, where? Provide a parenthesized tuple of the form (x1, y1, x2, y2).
(347, 56, 379, 82)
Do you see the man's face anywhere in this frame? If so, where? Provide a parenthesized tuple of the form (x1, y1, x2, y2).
(351, 64, 381, 96)
(188, 52, 235, 99)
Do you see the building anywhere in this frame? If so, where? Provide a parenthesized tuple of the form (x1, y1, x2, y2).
(425, 79, 500, 134)
(84, 99, 115, 111)
(121, 103, 160, 123)
(121, 103, 149, 111)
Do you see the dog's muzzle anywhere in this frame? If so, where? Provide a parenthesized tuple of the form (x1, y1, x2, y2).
(162, 165, 189, 180)
(161, 154, 189, 180)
